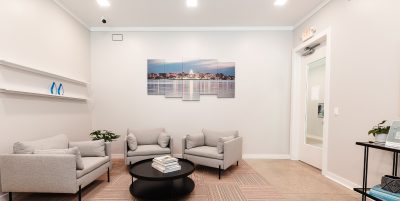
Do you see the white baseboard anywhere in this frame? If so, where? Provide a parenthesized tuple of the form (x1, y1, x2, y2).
(112, 153, 183, 159)
(0, 193, 8, 201)
(324, 170, 360, 190)
(172, 153, 183, 158)
(111, 154, 124, 159)
(243, 154, 290, 159)
(112, 153, 290, 160)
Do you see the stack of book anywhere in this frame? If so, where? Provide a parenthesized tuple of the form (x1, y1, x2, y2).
(152, 155, 181, 173)
(369, 185, 400, 201)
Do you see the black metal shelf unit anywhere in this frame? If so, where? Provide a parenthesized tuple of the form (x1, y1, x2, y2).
(355, 142, 400, 201)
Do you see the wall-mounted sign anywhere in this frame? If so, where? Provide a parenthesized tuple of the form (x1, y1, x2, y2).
(302, 26, 316, 42)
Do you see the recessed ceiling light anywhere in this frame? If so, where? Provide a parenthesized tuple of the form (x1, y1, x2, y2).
(186, 0, 198, 8)
(96, 0, 110, 7)
(274, 0, 287, 6)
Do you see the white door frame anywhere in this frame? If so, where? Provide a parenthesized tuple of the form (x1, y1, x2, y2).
(290, 27, 331, 175)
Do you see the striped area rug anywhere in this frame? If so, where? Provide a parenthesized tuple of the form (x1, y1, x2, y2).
(11, 159, 283, 201)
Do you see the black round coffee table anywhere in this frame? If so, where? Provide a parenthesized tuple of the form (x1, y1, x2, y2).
(129, 158, 195, 200)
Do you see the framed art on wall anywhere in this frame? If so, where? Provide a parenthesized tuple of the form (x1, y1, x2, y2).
(147, 59, 235, 101)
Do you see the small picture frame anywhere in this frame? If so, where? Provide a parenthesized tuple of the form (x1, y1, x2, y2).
(386, 121, 400, 148)
(318, 103, 324, 118)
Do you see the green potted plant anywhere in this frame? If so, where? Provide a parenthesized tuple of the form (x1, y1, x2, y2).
(368, 120, 390, 143)
(90, 130, 120, 142)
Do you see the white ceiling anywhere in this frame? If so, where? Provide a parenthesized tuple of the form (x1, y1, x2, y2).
(56, 0, 328, 29)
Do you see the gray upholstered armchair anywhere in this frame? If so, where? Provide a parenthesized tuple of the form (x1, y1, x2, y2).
(124, 128, 173, 165)
(182, 129, 243, 179)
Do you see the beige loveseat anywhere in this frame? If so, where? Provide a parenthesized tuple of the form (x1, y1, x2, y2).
(0, 134, 112, 201)
(182, 129, 242, 179)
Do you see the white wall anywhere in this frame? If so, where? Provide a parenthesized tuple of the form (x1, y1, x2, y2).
(91, 31, 293, 156)
(294, 0, 400, 187)
(0, 0, 91, 196)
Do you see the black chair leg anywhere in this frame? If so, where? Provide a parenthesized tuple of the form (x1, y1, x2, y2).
(78, 185, 82, 201)
(107, 167, 110, 182)
(218, 165, 221, 180)
(237, 161, 239, 166)
(8, 192, 12, 201)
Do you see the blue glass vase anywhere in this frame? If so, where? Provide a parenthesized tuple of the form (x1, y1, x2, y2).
(50, 82, 57, 95)
(57, 83, 64, 95)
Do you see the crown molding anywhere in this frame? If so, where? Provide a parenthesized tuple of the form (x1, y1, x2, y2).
(53, 0, 90, 30)
(90, 26, 294, 32)
(293, 0, 331, 29)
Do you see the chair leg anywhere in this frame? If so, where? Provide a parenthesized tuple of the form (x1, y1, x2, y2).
(237, 161, 239, 166)
(8, 192, 12, 201)
(107, 167, 110, 182)
(78, 185, 82, 201)
(218, 165, 221, 180)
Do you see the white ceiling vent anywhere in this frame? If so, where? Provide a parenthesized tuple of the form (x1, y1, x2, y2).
(112, 34, 123, 41)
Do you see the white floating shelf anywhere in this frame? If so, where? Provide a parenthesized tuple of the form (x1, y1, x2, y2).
(0, 88, 87, 101)
(0, 60, 88, 85)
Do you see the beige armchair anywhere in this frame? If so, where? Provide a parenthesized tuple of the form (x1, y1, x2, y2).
(124, 128, 173, 165)
(182, 129, 243, 179)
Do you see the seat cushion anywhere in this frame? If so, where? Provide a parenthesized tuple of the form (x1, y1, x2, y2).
(127, 145, 170, 157)
(185, 146, 223, 160)
(76, 156, 110, 178)
(13, 134, 69, 154)
(69, 140, 105, 157)
(158, 132, 170, 148)
(186, 133, 205, 149)
(128, 128, 165, 145)
(202, 129, 239, 147)
(127, 133, 138, 151)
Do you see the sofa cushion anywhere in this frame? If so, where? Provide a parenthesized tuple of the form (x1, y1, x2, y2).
(202, 129, 239, 147)
(13, 134, 69, 154)
(127, 145, 170, 157)
(217, 135, 235, 154)
(186, 133, 205, 149)
(129, 128, 165, 145)
(127, 133, 138, 151)
(185, 146, 223, 160)
(76, 156, 110, 178)
(69, 140, 105, 157)
(33, 147, 85, 170)
(158, 132, 170, 148)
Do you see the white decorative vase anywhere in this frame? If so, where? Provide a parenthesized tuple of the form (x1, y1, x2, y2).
(375, 134, 388, 143)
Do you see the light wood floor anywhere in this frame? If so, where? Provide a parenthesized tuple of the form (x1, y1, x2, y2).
(8, 159, 360, 201)
(246, 160, 360, 201)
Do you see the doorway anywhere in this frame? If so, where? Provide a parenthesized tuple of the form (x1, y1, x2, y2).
(290, 28, 331, 175)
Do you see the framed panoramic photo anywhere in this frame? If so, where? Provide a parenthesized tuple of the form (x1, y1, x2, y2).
(385, 121, 400, 148)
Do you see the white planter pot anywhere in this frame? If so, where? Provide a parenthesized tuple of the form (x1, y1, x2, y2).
(375, 134, 388, 143)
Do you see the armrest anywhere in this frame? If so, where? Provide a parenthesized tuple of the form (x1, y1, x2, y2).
(0, 154, 77, 193)
(223, 136, 243, 169)
(182, 137, 187, 159)
(169, 136, 174, 155)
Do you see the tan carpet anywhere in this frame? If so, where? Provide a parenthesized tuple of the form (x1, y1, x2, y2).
(11, 159, 283, 201)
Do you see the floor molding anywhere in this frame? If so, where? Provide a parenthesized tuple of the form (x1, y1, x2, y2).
(243, 154, 290, 159)
(0, 193, 8, 201)
(113, 153, 290, 160)
(324, 170, 360, 190)
(111, 154, 124, 159)
(90, 26, 294, 32)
